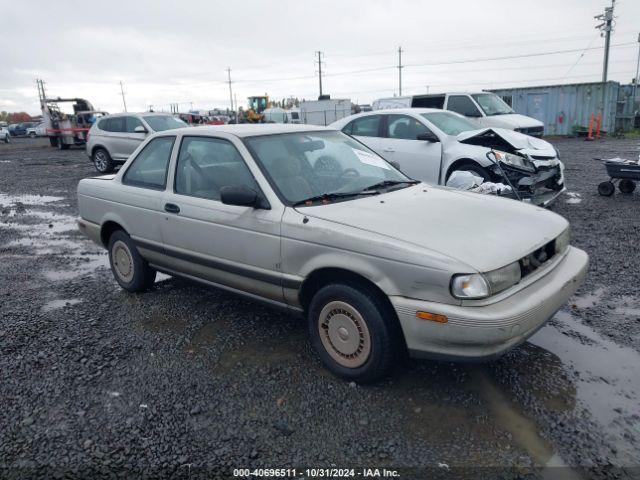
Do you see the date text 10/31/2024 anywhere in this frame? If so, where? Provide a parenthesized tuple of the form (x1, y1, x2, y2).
(233, 468, 401, 478)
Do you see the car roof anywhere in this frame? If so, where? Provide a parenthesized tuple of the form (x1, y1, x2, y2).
(167, 123, 336, 138)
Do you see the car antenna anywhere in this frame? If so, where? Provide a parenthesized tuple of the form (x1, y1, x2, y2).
(485, 150, 522, 201)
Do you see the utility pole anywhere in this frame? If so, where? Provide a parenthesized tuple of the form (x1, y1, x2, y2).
(595, 0, 615, 83)
(315, 51, 324, 98)
(398, 46, 403, 96)
(226, 67, 235, 123)
(633, 33, 640, 104)
(119, 81, 127, 112)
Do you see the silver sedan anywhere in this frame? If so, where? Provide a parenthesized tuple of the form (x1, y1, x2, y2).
(77, 124, 587, 382)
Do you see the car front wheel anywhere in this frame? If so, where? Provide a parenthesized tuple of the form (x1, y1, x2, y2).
(107, 230, 156, 292)
(307, 283, 401, 383)
(93, 148, 115, 173)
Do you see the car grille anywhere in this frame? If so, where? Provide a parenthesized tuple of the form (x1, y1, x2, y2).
(517, 126, 544, 137)
(519, 239, 556, 278)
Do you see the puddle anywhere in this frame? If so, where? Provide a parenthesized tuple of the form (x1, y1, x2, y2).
(469, 367, 581, 476)
(565, 192, 582, 204)
(1, 207, 108, 280)
(42, 298, 82, 312)
(0, 193, 64, 207)
(155, 272, 172, 283)
(529, 311, 640, 463)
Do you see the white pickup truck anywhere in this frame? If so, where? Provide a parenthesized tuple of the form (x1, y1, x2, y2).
(373, 92, 544, 137)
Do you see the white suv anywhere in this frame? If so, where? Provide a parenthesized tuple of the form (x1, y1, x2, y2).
(86, 113, 187, 173)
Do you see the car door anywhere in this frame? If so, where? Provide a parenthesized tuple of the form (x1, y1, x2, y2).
(104, 116, 129, 160)
(160, 134, 285, 303)
(378, 114, 442, 183)
(445, 95, 484, 127)
(117, 135, 176, 253)
(122, 116, 148, 158)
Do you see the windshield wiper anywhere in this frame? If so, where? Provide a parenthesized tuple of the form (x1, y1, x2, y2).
(293, 190, 379, 207)
(362, 179, 419, 191)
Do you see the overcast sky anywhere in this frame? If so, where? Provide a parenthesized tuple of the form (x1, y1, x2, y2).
(1, 0, 638, 115)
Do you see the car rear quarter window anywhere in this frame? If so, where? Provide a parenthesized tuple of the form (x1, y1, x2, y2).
(99, 117, 126, 132)
(122, 136, 175, 190)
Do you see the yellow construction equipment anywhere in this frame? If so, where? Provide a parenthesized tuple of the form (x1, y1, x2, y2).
(244, 95, 269, 123)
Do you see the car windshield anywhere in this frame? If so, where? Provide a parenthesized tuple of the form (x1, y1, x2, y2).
(144, 115, 187, 132)
(471, 93, 514, 116)
(421, 112, 479, 136)
(245, 131, 412, 205)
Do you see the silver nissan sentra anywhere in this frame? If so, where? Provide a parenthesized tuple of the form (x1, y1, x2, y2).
(77, 124, 588, 382)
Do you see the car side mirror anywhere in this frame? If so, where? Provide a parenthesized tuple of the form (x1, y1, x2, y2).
(220, 185, 260, 208)
(134, 125, 148, 134)
(416, 132, 440, 143)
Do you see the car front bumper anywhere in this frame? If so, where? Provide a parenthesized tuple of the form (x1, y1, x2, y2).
(390, 246, 588, 361)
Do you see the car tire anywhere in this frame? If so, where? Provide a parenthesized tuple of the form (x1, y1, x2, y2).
(598, 181, 615, 197)
(107, 230, 156, 292)
(618, 179, 636, 194)
(448, 162, 491, 183)
(29, 132, 36, 138)
(57, 139, 69, 150)
(93, 148, 115, 174)
(307, 283, 402, 383)
(4, 135, 9, 144)
(49, 137, 58, 147)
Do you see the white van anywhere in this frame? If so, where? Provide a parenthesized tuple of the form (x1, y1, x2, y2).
(373, 92, 544, 137)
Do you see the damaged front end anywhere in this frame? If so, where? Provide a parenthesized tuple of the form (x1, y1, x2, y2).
(458, 128, 565, 207)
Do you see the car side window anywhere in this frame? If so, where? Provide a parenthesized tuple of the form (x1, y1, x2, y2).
(447, 96, 482, 117)
(101, 117, 125, 132)
(386, 115, 429, 140)
(350, 116, 381, 137)
(125, 116, 144, 133)
(175, 136, 259, 201)
(122, 136, 175, 190)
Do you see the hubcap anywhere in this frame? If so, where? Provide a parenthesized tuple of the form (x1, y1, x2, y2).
(95, 151, 107, 171)
(112, 240, 134, 283)
(318, 301, 371, 368)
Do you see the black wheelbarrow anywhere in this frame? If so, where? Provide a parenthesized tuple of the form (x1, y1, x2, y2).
(597, 160, 640, 196)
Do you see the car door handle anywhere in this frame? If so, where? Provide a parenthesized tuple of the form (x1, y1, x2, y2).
(164, 203, 180, 214)
(382, 148, 395, 153)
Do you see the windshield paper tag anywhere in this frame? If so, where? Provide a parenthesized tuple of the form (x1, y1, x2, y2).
(352, 149, 390, 169)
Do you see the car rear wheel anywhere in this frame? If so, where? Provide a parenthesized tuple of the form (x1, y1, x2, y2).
(307, 283, 401, 383)
(93, 148, 115, 174)
(29, 132, 36, 138)
(107, 230, 156, 292)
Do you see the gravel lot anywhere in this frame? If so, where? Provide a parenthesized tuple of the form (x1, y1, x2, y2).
(0, 136, 639, 479)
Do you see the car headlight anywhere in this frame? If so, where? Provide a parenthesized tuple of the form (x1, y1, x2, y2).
(451, 274, 489, 299)
(555, 227, 570, 254)
(451, 262, 521, 299)
(484, 262, 522, 295)
(493, 150, 535, 172)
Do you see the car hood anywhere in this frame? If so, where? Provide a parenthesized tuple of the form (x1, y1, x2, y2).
(456, 127, 557, 157)
(478, 113, 543, 129)
(297, 185, 567, 272)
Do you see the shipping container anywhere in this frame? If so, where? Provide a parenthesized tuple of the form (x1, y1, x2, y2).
(299, 99, 352, 126)
(489, 81, 636, 136)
